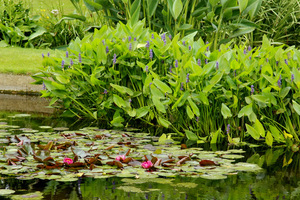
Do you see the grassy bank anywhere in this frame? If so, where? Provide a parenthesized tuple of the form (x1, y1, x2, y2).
(0, 47, 55, 74)
(30, 0, 74, 14)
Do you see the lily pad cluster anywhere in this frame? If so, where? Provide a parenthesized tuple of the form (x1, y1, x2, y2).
(0, 122, 262, 181)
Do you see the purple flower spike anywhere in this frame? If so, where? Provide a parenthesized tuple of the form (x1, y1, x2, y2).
(186, 73, 190, 83)
(266, 58, 269, 62)
(251, 85, 254, 95)
(161, 33, 166, 41)
(129, 43, 132, 51)
(169, 65, 172, 73)
(47, 52, 50, 57)
(102, 40, 105, 45)
(128, 36, 132, 42)
(70, 59, 73, 66)
(42, 82, 46, 90)
(149, 49, 153, 60)
(226, 124, 230, 135)
(243, 49, 247, 54)
(248, 45, 252, 51)
(134, 37, 137, 41)
(78, 53, 82, 63)
(129, 99, 132, 103)
(197, 59, 201, 66)
(278, 75, 282, 88)
(106, 46, 109, 54)
(276, 61, 279, 66)
(149, 82, 152, 88)
(196, 117, 199, 122)
(206, 42, 209, 51)
(61, 60, 65, 69)
(216, 61, 219, 70)
(189, 45, 191, 50)
(285, 59, 288, 65)
(113, 53, 117, 65)
(249, 56, 252, 60)
(205, 59, 208, 64)
(291, 74, 295, 82)
(182, 41, 186, 46)
(180, 82, 184, 91)
(104, 89, 108, 94)
(145, 65, 149, 73)
(42, 53, 44, 58)
(146, 41, 150, 49)
(175, 60, 178, 68)
(169, 35, 172, 40)
(151, 33, 154, 39)
(66, 51, 69, 58)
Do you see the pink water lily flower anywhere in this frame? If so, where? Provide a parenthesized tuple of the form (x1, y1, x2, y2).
(141, 161, 153, 169)
(63, 157, 73, 165)
(115, 155, 126, 161)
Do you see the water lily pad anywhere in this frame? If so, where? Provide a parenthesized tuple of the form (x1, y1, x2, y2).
(200, 173, 228, 180)
(228, 149, 246, 154)
(11, 191, 43, 200)
(56, 177, 78, 182)
(0, 189, 15, 195)
(53, 127, 69, 131)
(117, 186, 144, 193)
(39, 126, 52, 129)
(222, 154, 244, 159)
(14, 114, 31, 118)
(172, 182, 198, 188)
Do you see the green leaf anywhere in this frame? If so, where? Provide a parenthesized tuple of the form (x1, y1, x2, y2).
(173, 0, 183, 20)
(84, 0, 102, 12)
(150, 85, 165, 99)
(186, 105, 194, 119)
(113, 94, 127, 108)
(292, 100, 300, 115)
(210, 129, 221, 144)
(269, 125, 285, 142)
(136, 107, 150, 118)
(62, 14, 86, 21)
(153, 79, 172, 94)
(203, 72, 223, 93)
(209, 0, 219, 7)
(158, 116, 171, 128)
(185, 130, 198, 141)
(111, 84, 134, 96)
(246, 124, 260, 140)
(251, 95, 269, 103)
(152, 96, 166, 113)
(254, 119, 265, 137)
(221, 103, 232, 119)
(147, 0, 159, 17)
(279, 87, 291, 98)
(28, 27, 47, 40)
(266, 131, 273, 147)
(238, 0, 248, 13)
(178, 24, 192, 30)
(188, 98, 200, 116)
(238, 103, 253, 118)
(172, 91, 189, 109)
(230, 27, 255, 38)
(130, 0, 141, 25)
(243, 0, 262, 19)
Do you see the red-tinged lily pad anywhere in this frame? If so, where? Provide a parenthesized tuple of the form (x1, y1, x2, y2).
(199, 160, 220, 166)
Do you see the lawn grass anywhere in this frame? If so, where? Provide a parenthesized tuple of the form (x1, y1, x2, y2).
(0, 47, 55, 75)
(30, 0, 75, 14)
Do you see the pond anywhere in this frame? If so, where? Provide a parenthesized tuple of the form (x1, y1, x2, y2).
(0, 96, 299, 199)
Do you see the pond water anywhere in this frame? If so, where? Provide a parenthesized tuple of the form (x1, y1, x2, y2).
(0, 101, 299, 199)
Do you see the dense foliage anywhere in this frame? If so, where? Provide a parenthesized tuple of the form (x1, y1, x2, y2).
(33, 21, 300, 146)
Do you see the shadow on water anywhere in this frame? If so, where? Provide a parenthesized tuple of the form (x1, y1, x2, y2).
(0, 94, 299, 199)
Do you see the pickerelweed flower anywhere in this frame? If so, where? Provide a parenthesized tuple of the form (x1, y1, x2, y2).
(134, 37, 137, 41)
(248, 45, 252, 51)
(182, 41, 186, 46)
(276, 61, 279, 66)
(104, 89, 108, 94)
(128, 36, 132, 42)
(42, 53, 44, 58)
(205, 59, 208, 64)
(63, 157, 73, 165)
(292, 74, 295, 82)
(161, 33, 166, 41)
(129, 99, 132, 103)
(106, 46, 109, 54)
(151, 33, 154, 39)
(251, 85, 254, 95)
(149, 82, 152, 88)
(285, 59, 288, 65)
(113, 53, 117, 65)
(243, 49, 247, 54)
(47, 52, 50, 57)
(186, 73, 190, 83)
(180, 82, 184, 91)
(78, 53, 82, 63)
(70, 59, 73, 66)
(145, 65, 149, 73)
(61, 60, 65, 69)
(169, 34, 172, 40)
(115, 155, 126, 161)
(266, 58, 269, 62)
(175, 59, 178, 68)
(216, 61, 219, 70)
(189, 45, 191, 50)
(226, 124, 230, 135)
(129, 43, 132, 51)
(249, 56, 252, 60)
(197, 59, 201, 66)
(66, 51, 69, 58)
(278, 75, 282, 88)
(42, 82, 46, 90)
(141, 160, 153, 169)
(169, 65, 172, 73)
(149, 49, 153, 59)
(102, 40, 105, 45)
(146, 41, 150, 49)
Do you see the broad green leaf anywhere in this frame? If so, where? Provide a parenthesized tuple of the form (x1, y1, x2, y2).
(238, 103, 253, 118)
(136, 106, 150, 118)
(185, 130, 198, 141)
(221, 103, 232, 119)
(150, 85, 165, 99)
(292, 100, 300, 115)
(203, 72, 224, 93)
(230, 27, 255, 38)
(265, 131, 273, 147)
(188, 98, 200, 116)
(147, 0, 159, 17)
(152, 96, 166, 113)
(246, 124, 260, 140)
(61, 14, 86, 21)
(254, 119, 265, 137)
(113, 94, 127, 108)
(84, 0, 102, 12)
(173, 0, 183, 20)
(153, 79, 172, 94)
(28, 27, 47, 40)
(238, 0, 248, 13)
(243, 0, 262, 18)
(279, 87, 291, 98)
(172, 91, 189, 109)
(186, 105, 194, 119)
(158, 116, 171, 128)
(251, 95, 269, 103)
(178, 24, 193, 30)
(209, 0, 219, 7)
(210, 129, 221, 144)
(269, 125, 285, 142)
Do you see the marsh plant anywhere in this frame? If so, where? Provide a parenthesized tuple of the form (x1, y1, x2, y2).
(33, 20, 300, 146)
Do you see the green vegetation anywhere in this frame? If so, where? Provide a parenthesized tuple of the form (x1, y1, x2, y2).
(0, 47, 54, 74)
